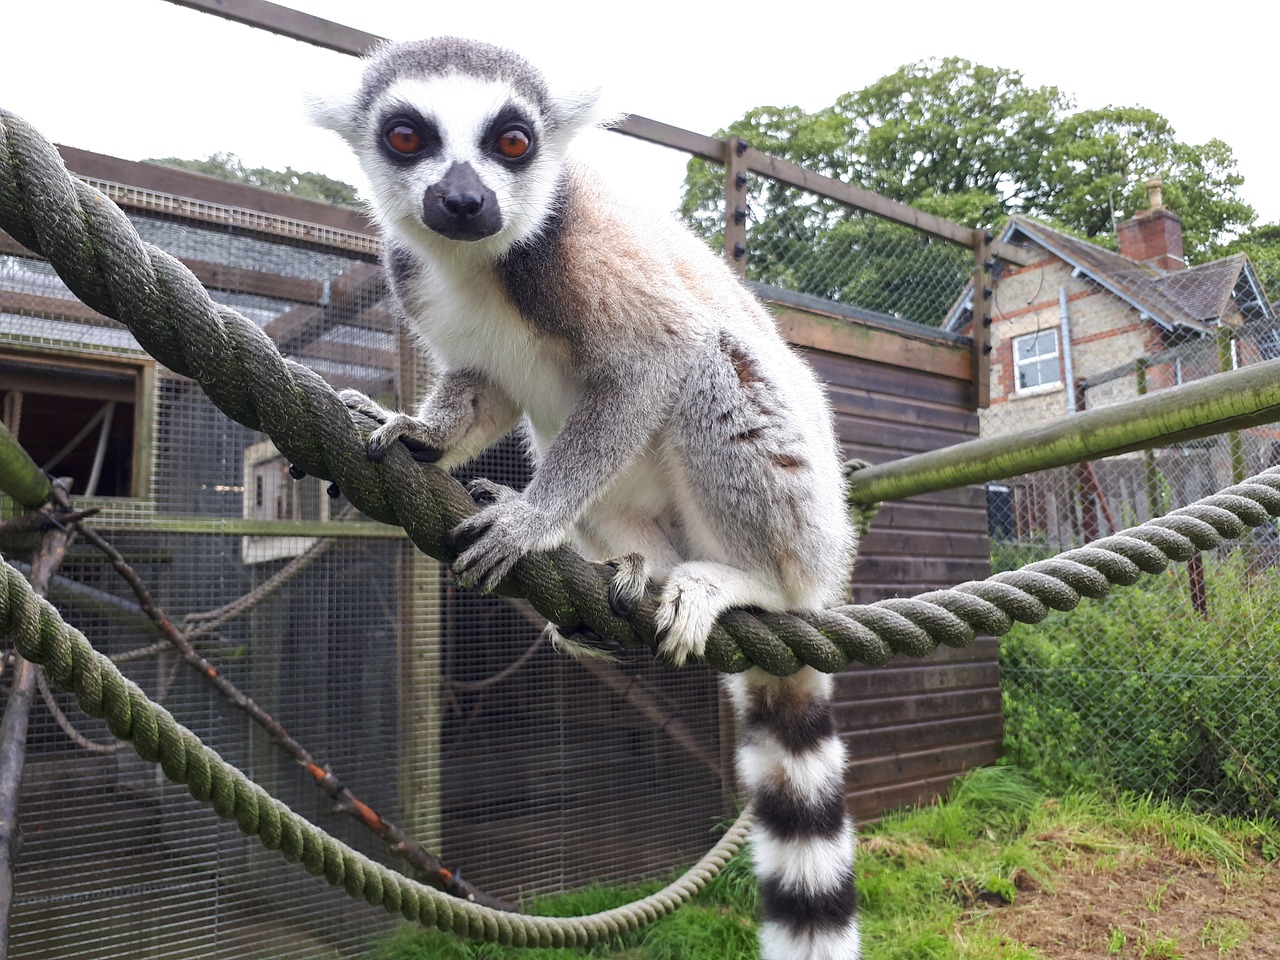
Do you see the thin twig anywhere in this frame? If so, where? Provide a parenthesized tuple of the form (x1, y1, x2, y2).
(73, 522, 513, 911)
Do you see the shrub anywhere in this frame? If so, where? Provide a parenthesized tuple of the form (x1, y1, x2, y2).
(999, 550, 1280, 816)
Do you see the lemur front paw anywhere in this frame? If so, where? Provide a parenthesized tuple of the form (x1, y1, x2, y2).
(339, 389, 393, 425)
(452, 483, 562, 592)
(340, 391, 446, 464)
(653, 574, 720, 667)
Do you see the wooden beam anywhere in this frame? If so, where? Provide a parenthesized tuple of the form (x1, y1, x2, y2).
(767, 304, 972, 382)
(971, 233, 992, 409)
(613, 115, 725, 162)
(3, 231, 348, 307)
(743, 148, 976, 246)
(263, 262, 385, 348)
(292, 337, 395, 372)
(182, 258, 328, 304)
(57, 146, 378, 241)
(0, 289, 122, 330)
(164, 0, 381, 56)
(722, 138, 749, 275)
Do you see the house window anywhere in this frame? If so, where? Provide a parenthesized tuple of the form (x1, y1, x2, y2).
(1012, 330, 1061, 394)
(0, 352, 150, 498)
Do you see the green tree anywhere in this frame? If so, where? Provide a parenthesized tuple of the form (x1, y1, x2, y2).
(1216, 222, 1280, 296)
(1030, 106, 1254, 254)
(682, 59, 1257, 325)
(147, 151, 361, 208)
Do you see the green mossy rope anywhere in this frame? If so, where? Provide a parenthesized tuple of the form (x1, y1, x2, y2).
(5, 104, 1280, 945)
(0, 553, 754, 945)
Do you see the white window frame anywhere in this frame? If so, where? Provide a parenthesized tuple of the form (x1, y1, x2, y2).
(1012, 329, 1062, 396)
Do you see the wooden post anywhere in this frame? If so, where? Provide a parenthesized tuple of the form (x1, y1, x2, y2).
(1217, 328, 1247, 484)
(1135, 358, 1161, 519)
(971, 230, 992, 409)
(722, 137, 749, 277)
(395, 329, 443, 853)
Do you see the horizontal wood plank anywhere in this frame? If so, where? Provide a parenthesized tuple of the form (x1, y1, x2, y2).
(842, 713, 1004, 758)
(775, 308, 972, 381)
(835, 662, 1000, 700)
(846, 739, 1001, 789)
(847, 772, 971, 821)
(834, 687, 1002, 730)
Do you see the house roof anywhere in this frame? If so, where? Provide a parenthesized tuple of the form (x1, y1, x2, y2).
(944, 216, 1275, 334)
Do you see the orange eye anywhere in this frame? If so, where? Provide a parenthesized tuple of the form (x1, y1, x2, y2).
(496, 129, 531, 159)
(385, 123, 423, 155)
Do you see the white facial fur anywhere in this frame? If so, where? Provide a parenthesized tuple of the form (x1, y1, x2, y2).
(310, 68, 602, 258)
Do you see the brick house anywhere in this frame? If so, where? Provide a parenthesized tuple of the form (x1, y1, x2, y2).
(946, 179, 1278, 541)
(949, 179, 1276, 431)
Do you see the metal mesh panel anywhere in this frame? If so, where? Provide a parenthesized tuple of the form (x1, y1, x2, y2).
(1, 185, 726, 958)
(741, 186, 973, 328)
(980, 254, 1280, 818)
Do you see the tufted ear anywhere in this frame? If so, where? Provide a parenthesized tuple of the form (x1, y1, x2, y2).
(546, 86, 616, 137)
(304, 89, 362, 148)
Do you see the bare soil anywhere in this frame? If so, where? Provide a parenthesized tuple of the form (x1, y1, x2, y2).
(990, 845, 1280, 958)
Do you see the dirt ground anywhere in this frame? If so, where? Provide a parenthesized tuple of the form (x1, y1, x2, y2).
(990, 846, 1280, 958)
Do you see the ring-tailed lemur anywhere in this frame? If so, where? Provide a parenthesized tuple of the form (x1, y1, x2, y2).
(310, 37, 860, 960)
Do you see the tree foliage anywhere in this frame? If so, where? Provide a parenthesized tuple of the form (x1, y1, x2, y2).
(682, 59, 1259, 324)
(1216, 222, 1280, 296)
(147, 152, 361, 208)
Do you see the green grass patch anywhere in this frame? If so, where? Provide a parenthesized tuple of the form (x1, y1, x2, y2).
(362, 767, 1276, 959)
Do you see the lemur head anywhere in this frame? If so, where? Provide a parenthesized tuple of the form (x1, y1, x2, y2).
(310, 37, 602, 254)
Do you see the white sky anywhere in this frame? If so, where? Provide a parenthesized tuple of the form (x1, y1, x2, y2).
(5, 0, 1278, 226)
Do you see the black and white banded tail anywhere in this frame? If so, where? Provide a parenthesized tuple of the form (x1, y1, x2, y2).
(728, 668, 860, 960)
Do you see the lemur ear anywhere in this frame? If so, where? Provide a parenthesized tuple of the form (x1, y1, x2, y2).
(305, 89, 362, 148)
(547, 87, 616, 136)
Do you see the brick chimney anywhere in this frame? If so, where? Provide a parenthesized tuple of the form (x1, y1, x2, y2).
(1117, 177, 1185, 272)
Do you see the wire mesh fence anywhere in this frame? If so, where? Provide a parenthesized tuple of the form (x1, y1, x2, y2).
(978, 220, 1280, 819)
(0, 179, 726, 959)
(743, 191, 974, 328)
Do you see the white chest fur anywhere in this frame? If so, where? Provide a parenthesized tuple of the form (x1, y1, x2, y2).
(399, 255, 579, 449)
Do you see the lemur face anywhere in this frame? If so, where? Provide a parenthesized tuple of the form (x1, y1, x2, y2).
(310, 38, 601, 254)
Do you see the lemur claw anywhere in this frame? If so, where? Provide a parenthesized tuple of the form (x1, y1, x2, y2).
(466, 477, 517, 505)
(550, 622, 623, 659)
(606, 553, 648, 617)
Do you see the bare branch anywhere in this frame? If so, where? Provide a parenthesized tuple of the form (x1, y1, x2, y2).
(73, 522, 512, 911)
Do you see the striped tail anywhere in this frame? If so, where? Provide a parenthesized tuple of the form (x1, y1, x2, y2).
(727, 667, 860, 960)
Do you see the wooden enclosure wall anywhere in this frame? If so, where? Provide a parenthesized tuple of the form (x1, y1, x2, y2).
(768, 292, 999, 821)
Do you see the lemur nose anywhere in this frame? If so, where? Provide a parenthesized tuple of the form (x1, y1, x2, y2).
(443, 193, 484, 220)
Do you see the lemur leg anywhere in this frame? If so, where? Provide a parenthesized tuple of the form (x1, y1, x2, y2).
(341, 369, 518, 469)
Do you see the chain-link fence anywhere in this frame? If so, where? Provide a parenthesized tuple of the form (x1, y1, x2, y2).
(743, 191, 974, 329)
(978, 214, 1280, 818)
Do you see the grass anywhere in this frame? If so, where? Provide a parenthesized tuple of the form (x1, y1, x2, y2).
(362, 767, 1279, 960)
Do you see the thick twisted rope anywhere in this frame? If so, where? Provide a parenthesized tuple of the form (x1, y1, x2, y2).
(4, 471, 1279, 940)
(3, 105, 1280, 677)
(0, 553, 753, 945)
